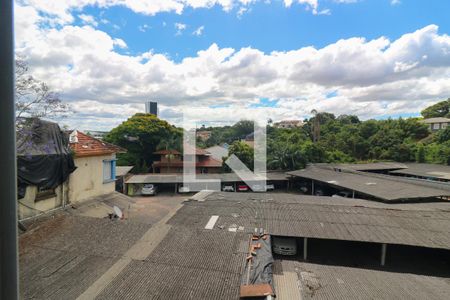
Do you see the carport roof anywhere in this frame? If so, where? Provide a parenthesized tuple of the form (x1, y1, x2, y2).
(168, 192, 450, 250)
(115, 166, 133, 177)
(389, 163, 450, 180)
(287, 166, 450, 202)
(326, 162, 408, 171)
(125, 172, 288, 184)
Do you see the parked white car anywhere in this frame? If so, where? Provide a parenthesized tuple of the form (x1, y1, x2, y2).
(222, 185, 234, 192)
(141, 184, 157, 196)
(272, 236, 297, 256)
(332, 191, 352, 198)
(266, 184, 275, 191)
(251, 184, 264, 192)
(178, 186, 190, 193)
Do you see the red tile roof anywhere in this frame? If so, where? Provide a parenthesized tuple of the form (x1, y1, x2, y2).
(69, 131, 126, 157)
(152, 157, 223, 168)
(154, 146, 210, 156)
(153, 149, 181, 155)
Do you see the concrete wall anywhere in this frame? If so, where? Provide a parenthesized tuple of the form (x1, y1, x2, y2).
(68, 154, 116, 203)
(18, 182, 67, 220)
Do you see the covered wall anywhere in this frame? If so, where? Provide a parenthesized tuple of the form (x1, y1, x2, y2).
(18, 182, 68, 220)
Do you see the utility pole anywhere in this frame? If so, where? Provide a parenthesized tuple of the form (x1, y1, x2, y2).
(0, 0, 19, 299)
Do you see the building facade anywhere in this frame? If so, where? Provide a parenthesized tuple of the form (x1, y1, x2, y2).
(152, 148, 222, 174)
(18, 129, 125, 219)
(421, 117, 450, 131)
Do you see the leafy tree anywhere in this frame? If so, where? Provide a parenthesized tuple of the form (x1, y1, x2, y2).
(15, 58, 69, 120)
(421, 99, 450, 118)
(224, 141, 254, 171)
(416, 144, 425, 163)
(104, 113, 181, 170)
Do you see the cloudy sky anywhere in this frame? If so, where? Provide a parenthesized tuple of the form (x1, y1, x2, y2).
(15, 0, 450, 130)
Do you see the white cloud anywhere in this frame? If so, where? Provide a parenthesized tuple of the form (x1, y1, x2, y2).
(175, 22, 187, 35)
(192, 25, 205, 36)
(19, 0, 345, 25)
(78, 14, 98, 27)
(391, 0, 401, 5)
(113, 38, 127, 48)
(14, 3, 450, 130)
(138, 24, 150, 32)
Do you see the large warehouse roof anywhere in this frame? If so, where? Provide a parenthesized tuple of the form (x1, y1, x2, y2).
(125, 172, 288, 184)
(389, 163, 450, 180)
(169, 192, 450, 250)
(323, 162, 407, 172)
(287, 166, 450, 202)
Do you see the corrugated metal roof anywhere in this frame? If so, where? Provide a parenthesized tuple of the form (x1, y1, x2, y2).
(326, 162, 407, 171)
(420, 117, 450, 123)
(125, 172, 288, 184)
(287, 166, 449, 201)
(168, 192, 450, 250)
(390, 163, 450, 180)
(116, 166, 133, 177)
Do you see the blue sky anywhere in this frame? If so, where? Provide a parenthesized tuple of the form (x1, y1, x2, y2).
(15, 0, 450, 130)
(76, 0, 450, 61)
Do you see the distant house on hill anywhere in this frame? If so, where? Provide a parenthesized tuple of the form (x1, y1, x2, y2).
(196, 130, 212, 141)
(421, 117, 450, 131)
(152, 147, 222, 174)
(273, 120, 304, 129)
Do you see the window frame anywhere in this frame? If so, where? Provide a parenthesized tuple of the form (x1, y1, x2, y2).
(102, 159, 116, 184)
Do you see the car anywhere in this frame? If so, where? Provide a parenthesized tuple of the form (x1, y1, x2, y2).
(222, 185, 234, 192)
(272, 236, 297, 256)
(237, 184, 249, 192)
(141, 184, 157, 196)
(250, 184, 264, 192)
(314, 189, 325, 196)
(178, 186, 190, 193)
(332, 191, 352, 198)
(265, 183, 275, 191)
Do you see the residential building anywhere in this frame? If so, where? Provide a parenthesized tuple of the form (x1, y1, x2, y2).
(68, 130, 126, 202)
(145, 101, 158, 116)
(273, 120, 304, 129)
(196, 130, 212, 141)
(152, 147, 222, 174)
(421, 117, 450, 131)
(17, 123, 125, 220)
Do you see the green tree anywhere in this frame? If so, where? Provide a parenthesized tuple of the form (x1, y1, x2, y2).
(416, 143, 425, 163)
(224, 141, 254, 171)
(421, 99, 450, 118)
(104, 113, 181, 170)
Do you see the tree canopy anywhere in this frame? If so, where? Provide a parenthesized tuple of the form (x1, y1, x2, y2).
(421, 99, 450, 118)
(104, 113, 181, 171)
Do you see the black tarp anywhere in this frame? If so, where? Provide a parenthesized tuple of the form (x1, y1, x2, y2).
(16, 118, 76, 198)
(241, 234, 274, 288)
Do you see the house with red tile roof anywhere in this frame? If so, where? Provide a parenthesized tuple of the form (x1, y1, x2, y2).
(67, 130, 126, 202)
(17, 120, 126, 219)
(152, 147, 222, 174)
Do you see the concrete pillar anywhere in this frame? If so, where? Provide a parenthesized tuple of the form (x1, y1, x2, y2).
(303, 237, 308, 261)
(175, 183, 178, 194)
(311, 180, 315, 195)
(0, 1, 19, 297)
(381, 243, 387, 266)
(352, 190, 355, 198)
(234, 182, 237, 192)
